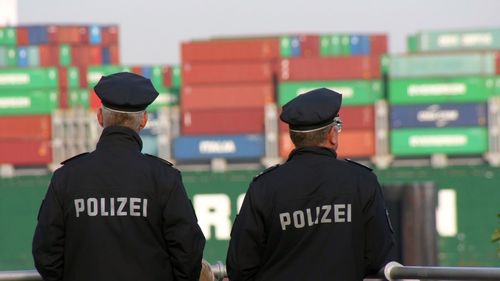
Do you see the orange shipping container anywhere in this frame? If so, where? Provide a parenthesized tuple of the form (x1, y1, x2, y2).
(183, 61, 275, 85)
(182, 38, 280, 63)
(279, 130, 375, 159)
(0, 140, 52, 165)
(181, 83, 274, 110)
(182, 108, 265, 135)
(0, 115, 52, 139)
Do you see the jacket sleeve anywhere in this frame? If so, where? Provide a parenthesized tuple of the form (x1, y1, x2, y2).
(162, 172, 206, 281)
(32, 174, 65, 281)
(226, 182, 267, 281)
(362, 172, 396, 275)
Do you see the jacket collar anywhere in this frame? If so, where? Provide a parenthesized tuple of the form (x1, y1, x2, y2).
(96, 126, 143, 152)
(287, 146, 337, 162)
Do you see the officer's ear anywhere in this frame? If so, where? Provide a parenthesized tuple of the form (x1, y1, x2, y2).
(139, 111, 148, 130)
(329, 126, 339, 148)
(97, 108, 104, 128)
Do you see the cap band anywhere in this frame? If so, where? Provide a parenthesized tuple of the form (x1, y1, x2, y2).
(102, 105, 144, 114)
(289, 120, 335, 133)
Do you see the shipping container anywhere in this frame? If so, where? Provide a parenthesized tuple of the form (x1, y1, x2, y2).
(0, 27, 17, 45)
(48, 26, 88, 44)
(0, 68, 58, 89)
(27, 46, 40, 67)
(171, 65, 182, 88)
(182, 61, 274, 85)
(59, 44, 71, 66)
(101, 26, 119, 46)
(89, 89, 101, 109)
(0, 140, 52, 165)
(414, 29, 500, 52)
(391, 103, 488, 128)
(370, 34, 388, 56)
(162, 66, 172, 88)
(148, 87, 179, 111)
(279, 130, 375, 159)
(86, 65, 131, 88)
(390, 127, 488, 156)
(88, 25, 102, 45)
(0, 115, 51, 139)
(0, 47, 6, 67)
(280, 56, 381, 81)
(388, 53, 496, 78)
(350, 34, 371, 55)
(5, 46, 17, 66)
(173, 134, 265, 161)
(389, 76, 495, 104)
(16, 47, 28, 67)
(0, 89, 58, 115)
(68, 88, 89, 108)
(182, 38, 280, 62)
(181, 108, 265, 135)
(299, 35, 320, 57)
(182, 83, 274, 110)
(16, 27, 28, 45)
(278, 80, 382, 106)
(27, 26, 49, 45)
(140, 112, 161, 137)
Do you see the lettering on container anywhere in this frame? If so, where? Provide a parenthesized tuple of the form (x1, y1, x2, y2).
(408, 83, 466, 97)
(437, 33, 493, 48)
(416, 105, 459, 127)
(0, 74, 30, 85)
(0, 97, 31, 108)
(199, 140, 236, 154)
(409, 135, 468, 147)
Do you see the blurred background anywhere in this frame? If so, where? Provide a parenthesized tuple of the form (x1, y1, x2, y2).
(1, 0, 500, 271)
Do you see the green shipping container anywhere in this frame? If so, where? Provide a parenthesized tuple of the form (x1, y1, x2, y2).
(389, 76, 495, 104)
(278, 80, 382, 106)
(0, 27, 16, 45)
(0, 47, 6, 67)
(407, 35, 418, 53)
(390, 127, 488, 156)
(59, 44, 71, 66)
(280, 36, 292, 58)
(389, 53, 496, 78)
(150, 66, 164, 90)
(0, 68, 58, 90)
(417, 29, 500, 52)
(6, 46, 17, 67)
(171, 65, 182, 89)
(67, 67, 80, 89)
(320, 35, 330, 56)
(148, 87, 179, 111)
(87, 65, 131, 88)
(69, 88, 89, 108)
(330, 34, 342, 56)
(340, 34, 351, 56)
(27, 46, 40, 67)
(0, 89, 58, 115)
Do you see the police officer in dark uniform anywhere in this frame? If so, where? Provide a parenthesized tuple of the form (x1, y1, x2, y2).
(33, 72, 206, 281)
(226, 88, 395, 281)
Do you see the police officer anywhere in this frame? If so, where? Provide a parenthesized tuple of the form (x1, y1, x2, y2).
(33, 72, 206, 281)
(226, 88, 395, 281)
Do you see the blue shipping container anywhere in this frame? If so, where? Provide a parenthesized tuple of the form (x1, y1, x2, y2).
(174, 134, 265, 161)
(89, 25, 102, 45)
(28, 26, 49, 45)
(391, 103, 488, 128)
(102, 47, 111, 65)
(350, 34, 370, 55)
(290, 36, 301, 57)
(141, 66, 153, 79)
(17, 47, 28, 67)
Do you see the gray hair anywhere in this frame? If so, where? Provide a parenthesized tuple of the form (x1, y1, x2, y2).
(101, 107, 144, 132)
(290, 125, 333, 148)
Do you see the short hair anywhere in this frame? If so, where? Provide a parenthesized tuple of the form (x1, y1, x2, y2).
(290, 125, 333, 148)
(101, 107, 144, 131)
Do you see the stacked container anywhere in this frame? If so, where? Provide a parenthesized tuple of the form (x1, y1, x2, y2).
(0, 24, 120, 167)
(278, 33, 388, 159)
(389, 28, 500, 157)
(176, 37, 282, 162)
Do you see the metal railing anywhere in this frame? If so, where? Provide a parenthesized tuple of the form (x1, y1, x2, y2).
(2, 261, 500, 281)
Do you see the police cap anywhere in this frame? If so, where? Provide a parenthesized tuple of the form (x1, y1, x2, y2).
(280, 88, 342, 132)
(94, 72, 159, 112)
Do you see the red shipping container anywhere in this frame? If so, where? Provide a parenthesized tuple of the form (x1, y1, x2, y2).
(299, 35, 320, 57)
(71, 45, 91, 65)
(131, 66, 142, 75)
(181, 83, 274, 110)
(78, 26, 89, 44)
(496, 52, 500, 74)
(57, 67, 67, 88)
(0, 140, 52, 165)
(279, 130, 375, 159)
(38, 45, 55, 66)
(78, 66, 88, 88)
(16, 27, 29, 45)
(59, 86, 69, 109)
(89, 45, 102, 65)
(182, 38, 280, 63)
(90, 89, 101, 110)
(101, 26, 119, 46)
(48, 26, 86, 44)
(182, 108, 265, 135)
(370, 34, 388, 56)
(279, 56, 381, 81)
(162, 66, 172, 88)
(183, 61, 274, 85)
(109, 45, 120, 64)
(0, 115, 52, 139)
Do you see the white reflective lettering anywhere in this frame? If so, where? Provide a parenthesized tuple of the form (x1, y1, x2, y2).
(334, 204, 346, 222)
(143, 199, 148, 217)
(100, 198, 109, 216)
(129, 197, 141, 216)
(117, 197, 127, 216)
(74, 199, 85, 217)
(321, 205, 332, 223)
(87, 198, 98, 216)
(110, 197, 115, 216)
(280, 213, 291, 230)
(293, 210, 305, 228)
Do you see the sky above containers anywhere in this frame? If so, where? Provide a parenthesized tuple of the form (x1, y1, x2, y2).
(17, 0, 500, 65)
